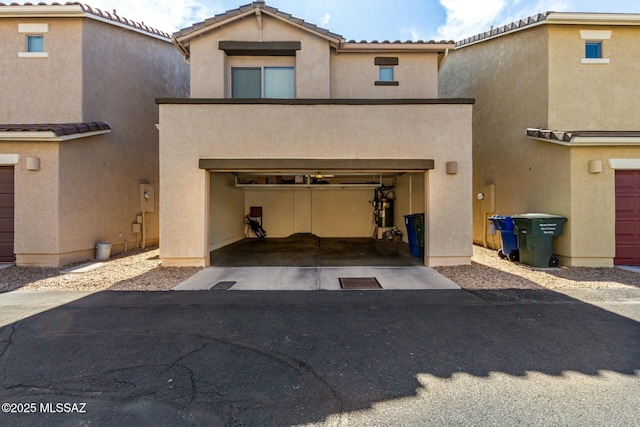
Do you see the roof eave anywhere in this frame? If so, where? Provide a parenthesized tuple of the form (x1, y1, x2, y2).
(174, 7, 344, 53)
(545, 13, 640, 26)
(0, 129, 110, 142)
(338, 42, 455, 54)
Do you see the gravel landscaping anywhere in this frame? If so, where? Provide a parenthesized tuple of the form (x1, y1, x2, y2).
(0, 244, 638, 292)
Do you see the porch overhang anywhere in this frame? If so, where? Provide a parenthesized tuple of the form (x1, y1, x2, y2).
(198, 158, 434, 173)
(526, 128, 640, 146)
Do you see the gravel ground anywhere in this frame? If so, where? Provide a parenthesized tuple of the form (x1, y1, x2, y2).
(0, 247, 200, 292)
(0, 244, 638, 292)
(435, 245, 640, 290)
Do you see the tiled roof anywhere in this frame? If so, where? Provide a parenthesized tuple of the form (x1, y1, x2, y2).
(0, 122, 111, 136)
(457, 12, 552, 47)
(175, 1, 343, 41)
(0, 2, 171, 39)
(345, 39, 454, 44)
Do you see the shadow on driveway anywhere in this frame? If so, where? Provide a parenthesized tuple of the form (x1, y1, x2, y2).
(0, 288, 638, 425)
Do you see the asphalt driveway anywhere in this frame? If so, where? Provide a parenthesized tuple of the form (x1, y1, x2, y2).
(0, 289, 639, 426)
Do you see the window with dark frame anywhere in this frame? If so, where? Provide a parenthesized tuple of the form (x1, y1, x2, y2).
(374, 57, 399, 86)
(27, 35, 44, 53)
(231, 66, 294, 99)
(585, 41, 602, 59)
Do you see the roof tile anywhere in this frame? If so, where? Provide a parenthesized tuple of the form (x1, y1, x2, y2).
(0, 121, 111, 136)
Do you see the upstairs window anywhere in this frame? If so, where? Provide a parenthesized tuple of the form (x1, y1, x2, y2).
(231, 66, 294, 99)
(374, 57, 399, 86)
(27, 35, 44, 53)
(379, 66, 394, 82)
(18, 23, 48, 58)
(585, 42, 602, 59)
(580, 30, 611, 65)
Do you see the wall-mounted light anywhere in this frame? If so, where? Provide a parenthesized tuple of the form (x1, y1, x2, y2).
(589, 160, 603, 174)
(26, 157, 40, 171)
(144, 191, 151, 200)
(477, 193, 485, 200)
(446, 161, 458, 174)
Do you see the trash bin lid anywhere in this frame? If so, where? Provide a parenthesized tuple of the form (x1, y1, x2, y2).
(511, 213, 566, 220)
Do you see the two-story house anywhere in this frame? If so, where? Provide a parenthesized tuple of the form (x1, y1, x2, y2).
(157, 1, 474, 268)
(439, 12, 640, 267)
(0, 3, 189, 266)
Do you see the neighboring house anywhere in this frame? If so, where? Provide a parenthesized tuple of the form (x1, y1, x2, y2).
(439, 12, 640, 267)
(0, 3, 189, 266)
(158, 1, 474, 268)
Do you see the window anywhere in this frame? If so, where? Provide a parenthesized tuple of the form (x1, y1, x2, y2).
(18, 23, 48, 58)
(231, 66, 294, 99)
(585, 42, 601, 59)
(374, 57, 399, 86)
(379, 67, 394, 82)
(27, 35, 44, 53)
(579, 30, 611, 65)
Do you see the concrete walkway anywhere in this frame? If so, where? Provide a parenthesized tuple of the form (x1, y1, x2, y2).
(173, 266, 460, 291)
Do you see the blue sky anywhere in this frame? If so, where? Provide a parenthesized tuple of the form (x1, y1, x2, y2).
(90, 0, 640, 41)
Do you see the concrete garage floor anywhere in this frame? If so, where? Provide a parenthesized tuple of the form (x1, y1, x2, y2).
(175, 235, 459, 291)
(209, 234, 423, 267)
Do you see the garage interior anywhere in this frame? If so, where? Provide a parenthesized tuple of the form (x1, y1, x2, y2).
(206, 162, 430, 268)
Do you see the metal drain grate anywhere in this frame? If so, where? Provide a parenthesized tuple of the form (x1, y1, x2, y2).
(339, 277, 382, 290)
(211, 281, 236, 290)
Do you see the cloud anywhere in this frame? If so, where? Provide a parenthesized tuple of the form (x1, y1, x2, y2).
(84, 0, 224, 33)
(436, 0, 571, 41)
(319, 13, 331, 26)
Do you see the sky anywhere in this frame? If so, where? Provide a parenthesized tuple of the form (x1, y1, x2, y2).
(88, 0, 640, 41)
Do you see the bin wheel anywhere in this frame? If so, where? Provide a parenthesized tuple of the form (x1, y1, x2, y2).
(498, 249, 507, 259)
(549, 256, 559, 268)
(508, 250, 519, 262)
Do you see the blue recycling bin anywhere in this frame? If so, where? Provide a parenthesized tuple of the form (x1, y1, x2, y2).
(404, 214, 424, 258)
(488, 215, 519, 261)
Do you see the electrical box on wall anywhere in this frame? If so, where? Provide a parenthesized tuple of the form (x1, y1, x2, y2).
(140, 183, 155, 213)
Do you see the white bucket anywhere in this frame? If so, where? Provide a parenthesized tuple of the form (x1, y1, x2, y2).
(96, 243, 112, 260)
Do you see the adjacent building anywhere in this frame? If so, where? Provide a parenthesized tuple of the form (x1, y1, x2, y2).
(439, 12, 640, 267)
(158, 1, 474, 267)
(0, 3, 189, 266)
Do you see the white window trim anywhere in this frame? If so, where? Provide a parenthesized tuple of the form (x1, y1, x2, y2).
(18, 23, 49, 34)
(580, 30, 612, 40)
(18, 52, 49, 58)
(581, 58, 610, 64)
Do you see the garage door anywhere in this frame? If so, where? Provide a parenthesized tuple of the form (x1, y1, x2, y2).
(615, 170, 640, 265)
(0, 166, 14, 262)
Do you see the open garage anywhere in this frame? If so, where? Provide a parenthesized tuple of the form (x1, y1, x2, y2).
(205, 159, 432, 267)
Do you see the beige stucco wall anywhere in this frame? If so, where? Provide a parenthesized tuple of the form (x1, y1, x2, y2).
(189, 14, 331, 98)
(0, 18, 83, 122)
(331, 52, 439, 98)
(1, 16, 189, 266)
(159, 102, 472, 267)
(439, 26, 569, 254)
(0, 143, 60, 265)
(440, 23, 640, 266)
(548, 25, 640, 130)
(210, 173, 245, 250)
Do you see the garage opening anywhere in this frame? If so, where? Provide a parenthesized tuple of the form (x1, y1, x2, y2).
(203, 159, 433, 267)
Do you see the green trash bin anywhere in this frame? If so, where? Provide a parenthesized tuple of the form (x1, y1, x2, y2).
(512, 213, 566, 268)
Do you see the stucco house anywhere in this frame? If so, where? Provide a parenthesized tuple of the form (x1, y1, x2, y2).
(439, 12, 640, 267)
(0, 3, 189, 266)
(157, 1, 474, 268)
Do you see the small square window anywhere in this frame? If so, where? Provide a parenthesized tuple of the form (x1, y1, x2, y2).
(585, 42, 602, 59)
(27, 35, 44, 53)
(379, 66, 394, 82)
